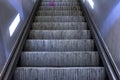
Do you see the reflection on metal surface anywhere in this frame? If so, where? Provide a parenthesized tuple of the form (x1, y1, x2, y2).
(32, 0, 37, 3)
(0, 0, 36, 74)
(101, 2, 120, 38)
(87, 0, 94, 9)
(81, 0, 120, 78)
(8, 0, 24, 19)
(0, 32, 6, 74)
(83, 0, 86, 3)
(9, 13, 20, 37)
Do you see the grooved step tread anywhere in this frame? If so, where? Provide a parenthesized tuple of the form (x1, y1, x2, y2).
(24, 40, 94, 51)
(36, 10, 82, 16)
(39, 2, 78, 6)
(14, 67, 106, 80)
(20, 51, 100, 67)
(32, 22, 87, 30)
(29, 30, 91, 39)
(34, 16, 85, 22)
(39, 6, 80, 10)
(40, 0, 77, 2)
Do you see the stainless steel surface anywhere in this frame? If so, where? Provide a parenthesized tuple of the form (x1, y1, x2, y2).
(0, 0, 36, 74)
(1, 0, 120, 78)
(0, 32, 5, 75)
(81, 0, 120, 76)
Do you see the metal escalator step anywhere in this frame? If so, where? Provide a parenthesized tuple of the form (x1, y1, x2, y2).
(39, 6, 80, 10)
(12, 0, 108, 79)
(29, 30, 91, 39)
(32, 22, 87, 30)
(14, 67, 106, 80)
(34, 16, 85, 22)
(20, 51, 100, 67)
(39, 2, 78, 6)
(40, 0, 77, 2)
(24, 40, 94, 51)
(36, 10, 82, 16)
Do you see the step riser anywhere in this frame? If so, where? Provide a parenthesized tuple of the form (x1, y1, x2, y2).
(35, 16, 85, 22)
(20, 52, 100, 67)
(24, 40, 94, 51)
(37, 11, 82, 16)
(29, 30, 91, 39)
(32, 22, 87, 30)
(14, 67, 106, 80)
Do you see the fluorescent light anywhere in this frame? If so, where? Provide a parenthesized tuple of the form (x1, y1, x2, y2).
(9, 13, 20, 37)
(87, 0, 94, 9)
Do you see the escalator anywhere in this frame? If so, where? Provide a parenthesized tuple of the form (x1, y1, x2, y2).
(12, 0, 108, 80)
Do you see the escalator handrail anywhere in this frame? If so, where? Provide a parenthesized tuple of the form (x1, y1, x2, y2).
(78, 0, 119, 80)
(0, 0, 40, 80)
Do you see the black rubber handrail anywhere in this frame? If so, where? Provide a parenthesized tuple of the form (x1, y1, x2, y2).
(77, 0, 119, 80)
(0, 0, 40, 80)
